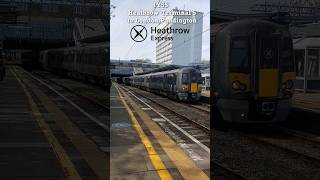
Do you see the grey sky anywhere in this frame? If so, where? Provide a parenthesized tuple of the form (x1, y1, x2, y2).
(110, 0, 210, 62)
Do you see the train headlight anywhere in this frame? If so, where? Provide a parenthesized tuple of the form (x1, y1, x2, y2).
(231, 81, 241, 90)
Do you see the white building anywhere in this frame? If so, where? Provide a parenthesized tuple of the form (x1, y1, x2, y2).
(156, 9, 203, 66)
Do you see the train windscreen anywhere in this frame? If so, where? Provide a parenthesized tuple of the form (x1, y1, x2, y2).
(191, 72, 201, 83)
(259, 36, 279, 69)
(230, 38, 250, 73)
(182, 73, 189, 84)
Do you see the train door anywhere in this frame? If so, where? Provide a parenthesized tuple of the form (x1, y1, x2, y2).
(164, 74, 168, 93)
(164, 73, 176, 95)
(163, 74, 170, 93)
(190, 71, 198, 94)
(255, 32, 280, 98)
(172, 74, 176, 93)
(181, 72, 189, 92)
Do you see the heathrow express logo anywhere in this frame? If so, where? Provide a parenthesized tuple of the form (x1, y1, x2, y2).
(130, 25, 148, 42)
(264, 48, 274, 60)
(130, 24, 190, 42)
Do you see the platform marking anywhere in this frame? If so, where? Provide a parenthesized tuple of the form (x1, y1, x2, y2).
(117, 84, 209, 180)
(119, 85, 210, 154)
(115, 85, 173, 180)
(21, 69, 107, 131)
(141, 107, 152, 110)
(11, 68, 82, 180)
(152, 118, 166, 122)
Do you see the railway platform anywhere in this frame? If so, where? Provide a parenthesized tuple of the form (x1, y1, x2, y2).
(0, 65, 108, 179)
(110, 84, 209, 180)
(0, 66, 66, 179)
(293, 92, 320, 113)
(201, 90, 210, 103)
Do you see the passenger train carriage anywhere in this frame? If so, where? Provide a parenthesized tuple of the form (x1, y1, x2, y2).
(211, 19, 295, 125)
(39, 43, 108, 87)
(125, 67, 202, 101)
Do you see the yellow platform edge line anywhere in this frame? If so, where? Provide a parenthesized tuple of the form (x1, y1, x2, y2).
(116, 84, 209, 180)
(11, 67, 82, 180)
(115, 85, 173, 180)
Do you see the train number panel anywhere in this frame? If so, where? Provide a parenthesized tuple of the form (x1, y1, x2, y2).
(211, 19, 295, 124)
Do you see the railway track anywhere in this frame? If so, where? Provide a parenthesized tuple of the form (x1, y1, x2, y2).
(234, 127, 320, 166)
(119, 85, 254, 179)
(32, 71, 108, 109)
(270, 125, 320, 144)
(13, 67, 108, 152)
(126, 86, 210, 129)
(189, 103, 210, 114)
(213, 162, 250, 180)
(122, 85, 210, 139)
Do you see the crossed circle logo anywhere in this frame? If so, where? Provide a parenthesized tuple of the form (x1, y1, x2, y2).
(264, 48, 274, 60)
(130, 25, 147, 42)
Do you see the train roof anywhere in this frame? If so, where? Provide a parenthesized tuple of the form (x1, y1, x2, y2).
(40, 42, 108, 53)
(135, 65, 182, 75)
(293, 37, 320, 49)
(133, 67, 199, 77)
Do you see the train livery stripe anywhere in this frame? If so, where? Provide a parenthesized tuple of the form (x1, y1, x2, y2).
(115, 85, 173, 180)
(259, 69, 279, 97)
(282, 72, 295, 82)
(191, 83, 198, 93)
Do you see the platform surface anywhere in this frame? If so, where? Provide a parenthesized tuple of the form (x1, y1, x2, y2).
(201, 90, 210, 98)
(293, 92, 320, 113)
(110, 84, 178, 179)
(0, 67, 66, 179)
(111, 83, 211, 180)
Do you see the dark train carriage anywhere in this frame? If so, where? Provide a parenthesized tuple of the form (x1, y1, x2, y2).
(211, 19, 295, 125)
(40, 43, 108, 86)
(131, 67, 202, 101)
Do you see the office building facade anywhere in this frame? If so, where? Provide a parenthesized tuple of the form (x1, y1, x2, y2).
(156, 10, 203, 66)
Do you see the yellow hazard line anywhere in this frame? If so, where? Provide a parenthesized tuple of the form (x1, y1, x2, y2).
(11, 67, 82, 180)
(117, 84, 209, 180)
(115, 85, 173, 180)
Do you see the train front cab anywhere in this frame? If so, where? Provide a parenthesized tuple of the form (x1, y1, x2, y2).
(212, 20, 295, 123)
(177, 68, 202, 101)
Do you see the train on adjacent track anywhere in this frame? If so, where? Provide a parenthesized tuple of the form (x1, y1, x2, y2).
(211, 19, 295, 125)
(39, 43, 108, 87)
(0, 49, 5, 81)
(124, 67, 203, 101)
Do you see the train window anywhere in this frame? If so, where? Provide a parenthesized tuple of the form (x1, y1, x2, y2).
(172, 74, 176, 85)
(191, 73, 201, 83)
(295, 50, 305, 77)
(167, 74, 176, 85)
(281, 38, 294, 72)
(230, 38, 250, 73)
(259, 36, 279, 69)
(182, 73, 189, 84)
